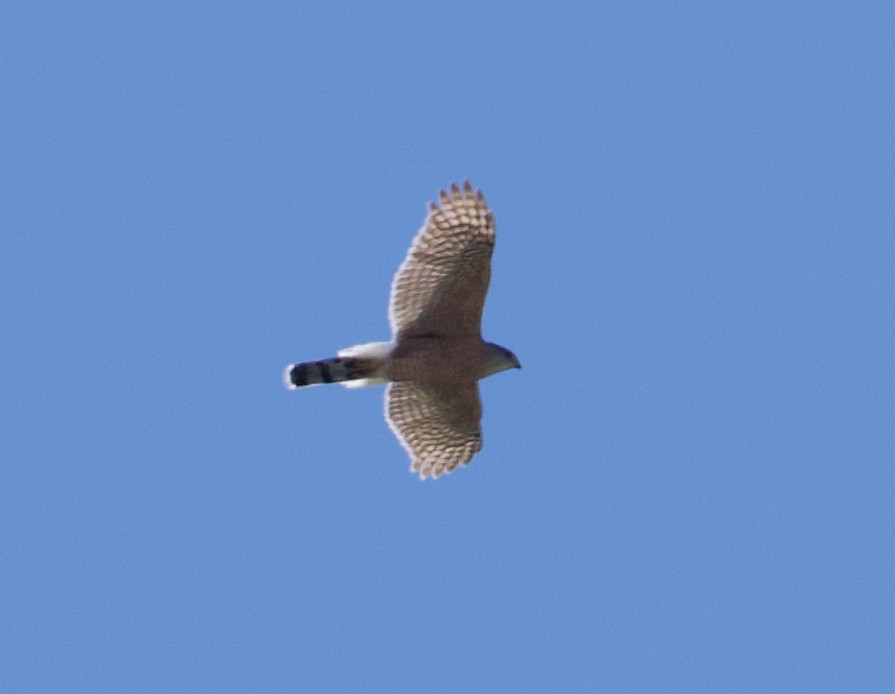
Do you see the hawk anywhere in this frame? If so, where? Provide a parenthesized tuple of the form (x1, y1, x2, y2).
(284, 181, 520, 479)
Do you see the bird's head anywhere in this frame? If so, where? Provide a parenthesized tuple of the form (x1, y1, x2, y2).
(483, 342, 521, 377)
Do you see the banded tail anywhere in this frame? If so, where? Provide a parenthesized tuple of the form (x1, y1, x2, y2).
(284, 341, 393, 390)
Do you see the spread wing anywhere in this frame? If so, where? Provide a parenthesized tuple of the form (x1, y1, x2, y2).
(385, 380, 483, 479)
(388, 181, 495, 339)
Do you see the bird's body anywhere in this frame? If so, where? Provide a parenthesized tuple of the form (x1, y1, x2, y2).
(285, 181, 519, 479)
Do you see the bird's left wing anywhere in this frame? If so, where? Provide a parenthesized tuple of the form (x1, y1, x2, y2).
(385, 380, 483, 479)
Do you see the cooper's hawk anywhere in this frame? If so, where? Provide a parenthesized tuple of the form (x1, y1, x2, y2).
(284, 181, 519, 479)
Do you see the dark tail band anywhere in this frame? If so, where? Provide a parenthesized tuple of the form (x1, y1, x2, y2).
(284, 356, 366, 389)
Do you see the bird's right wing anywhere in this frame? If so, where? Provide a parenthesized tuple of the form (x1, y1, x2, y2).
(388, 181, 495, 339)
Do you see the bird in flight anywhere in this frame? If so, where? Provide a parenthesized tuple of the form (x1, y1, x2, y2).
(284, 181, 519, 479)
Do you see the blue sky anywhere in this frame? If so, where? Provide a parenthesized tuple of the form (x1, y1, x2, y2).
(2, 1, 893, 691)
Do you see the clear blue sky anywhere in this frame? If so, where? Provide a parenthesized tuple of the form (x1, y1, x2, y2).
(2, 2, 893, 692)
